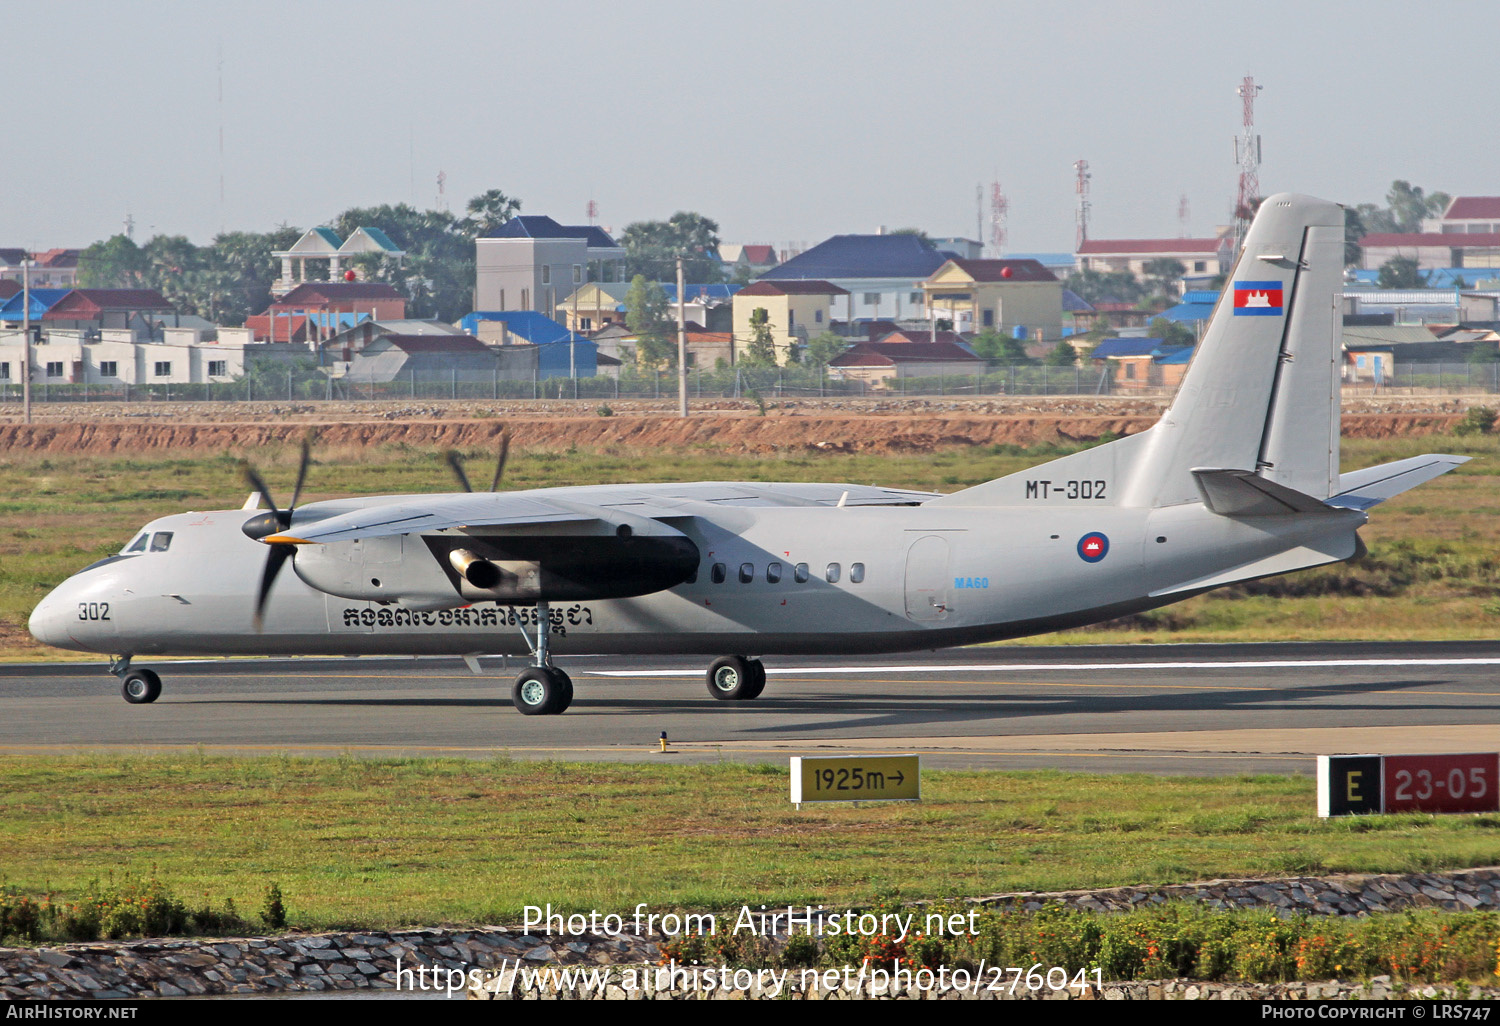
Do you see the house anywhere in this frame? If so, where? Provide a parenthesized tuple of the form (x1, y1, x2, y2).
(1089, 338, 1193, 391)
(732, 280, 847, 364)
(260, 282, 407, 344)
(1422, 196, 1500, 235)
(271, 227, 406, 296)
(919, 258, 1062, 339)
(553, 282, 739, 333)
(340, 335, 503, 385)
(718, 244, 779, 279)
(1075, 237, 1232, 278)
(0, 248, 81, 289)
(458, 310, 597, 377)
(758, 232, 947, 323)
(41, 289, 174, 337)
(874, 329, 970, 346)
(474, 215, 625, 316)
(0, 288, 72, 326)
(827, 340, 984, 388)
(1359, 232, 1500, 272)
(318, 319, 465, 363)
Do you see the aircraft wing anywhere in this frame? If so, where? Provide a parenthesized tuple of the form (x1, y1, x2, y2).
(275, 493, 599, 543)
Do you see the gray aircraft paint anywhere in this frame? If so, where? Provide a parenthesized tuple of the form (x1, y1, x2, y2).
(29, 195, 1466, 682)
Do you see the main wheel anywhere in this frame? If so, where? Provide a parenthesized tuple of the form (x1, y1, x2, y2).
(743, 659, 766, 700)
(706, 656, 761, 701)
(512, 667, 571, 716)
(121, 669, 162, 705)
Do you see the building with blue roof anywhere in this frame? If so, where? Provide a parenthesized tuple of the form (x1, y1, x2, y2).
(0, 288, 72, 325)
(760, 232, 948, 323)
(476, 216, 625, 319)
(459, 311, 597, 377)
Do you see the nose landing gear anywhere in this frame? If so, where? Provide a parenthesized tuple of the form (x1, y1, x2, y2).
(110, 655, 161, 705)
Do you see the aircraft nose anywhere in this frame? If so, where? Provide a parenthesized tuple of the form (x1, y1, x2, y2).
(28, 592, 69, 647)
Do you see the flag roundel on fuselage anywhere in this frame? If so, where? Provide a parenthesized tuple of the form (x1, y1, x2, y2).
(1077, 532, 1109, 563)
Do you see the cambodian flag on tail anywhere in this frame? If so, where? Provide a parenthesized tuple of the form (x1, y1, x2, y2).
(1233, 281, 1284, 316)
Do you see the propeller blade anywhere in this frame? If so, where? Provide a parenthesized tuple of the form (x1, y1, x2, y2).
(287, 436, 313, 511)
(253, 544, 294, 630)
(489, 433, 509, 492)
(445, 449, 473, 493)
(240, 461, 280, 519)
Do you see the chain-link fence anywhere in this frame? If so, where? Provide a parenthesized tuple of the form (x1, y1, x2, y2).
(5, 361, 1500, 404)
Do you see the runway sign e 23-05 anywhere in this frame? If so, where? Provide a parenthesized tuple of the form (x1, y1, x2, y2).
(790, 755, 920, 808)
(1317, 753, 1500, 817)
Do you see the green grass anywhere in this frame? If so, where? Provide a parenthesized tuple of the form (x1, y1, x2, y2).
(2, 432, 1499, 657)
(2, 755, 1499, 934)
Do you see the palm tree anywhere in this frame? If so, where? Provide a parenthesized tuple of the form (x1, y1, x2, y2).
(464, 189, 521, 238)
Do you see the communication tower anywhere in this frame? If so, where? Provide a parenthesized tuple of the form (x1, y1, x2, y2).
(990, 179, 1008, 255)
(1073, 159, 1091, 250)
(1179, 194, 1190, 237)
(587, 199, 599, 225)
(1233, 75, 1263, 246)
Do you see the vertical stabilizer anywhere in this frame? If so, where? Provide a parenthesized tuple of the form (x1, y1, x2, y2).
(1121, 194, 1346, 508)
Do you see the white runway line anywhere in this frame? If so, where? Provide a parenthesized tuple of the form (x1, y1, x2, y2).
(592, 657, 1500, 677)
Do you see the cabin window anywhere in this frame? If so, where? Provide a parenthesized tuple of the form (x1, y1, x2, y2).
(684, 565, 698, 584)
(739, 563, 754, 584)
(149, 532, 174, 552)
(710, 563, 726, 584)
(850, 562, 865, 584)
(794, 563, 809, 583)
(826, 563, 841, 583)
(766, 562, 782, 584)
(125, 534, 149, 553)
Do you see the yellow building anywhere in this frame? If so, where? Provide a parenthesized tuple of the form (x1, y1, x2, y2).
(731, 280, 847, 364)
(920, 259, 1063, 340)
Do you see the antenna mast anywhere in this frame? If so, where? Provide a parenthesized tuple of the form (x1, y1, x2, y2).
(1073, 159, 1091, 250)
(1233, 75, 1263, 248)
(990, 178, 1008, 255)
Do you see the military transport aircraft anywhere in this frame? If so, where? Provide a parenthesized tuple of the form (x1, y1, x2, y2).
(28, 194, 1465, 715)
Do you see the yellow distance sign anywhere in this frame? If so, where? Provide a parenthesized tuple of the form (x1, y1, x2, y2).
(790, 755, 921, 807)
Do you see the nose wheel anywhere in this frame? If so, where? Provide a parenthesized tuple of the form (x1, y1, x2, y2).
(706, 656, 766, 701)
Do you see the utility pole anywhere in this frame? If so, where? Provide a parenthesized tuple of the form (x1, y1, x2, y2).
(21, 254, 31, 424)
(676, 256, 688, 417)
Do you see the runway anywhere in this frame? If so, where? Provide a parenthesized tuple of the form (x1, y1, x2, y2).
(3, 641, 1500, 774)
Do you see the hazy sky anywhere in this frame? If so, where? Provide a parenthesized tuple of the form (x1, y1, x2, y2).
(8, 0, 1499, 254)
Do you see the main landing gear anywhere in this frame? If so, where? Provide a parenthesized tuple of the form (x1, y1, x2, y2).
(706, 655, 766, 701)
(512, 601, 573, 716)
(111, 655, 161, 705)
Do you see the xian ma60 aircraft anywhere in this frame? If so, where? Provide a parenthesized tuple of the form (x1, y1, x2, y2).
(29, 194, 1465, 715)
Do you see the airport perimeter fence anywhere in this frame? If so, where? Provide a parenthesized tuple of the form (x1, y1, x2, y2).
(4, 361, 1500, 405)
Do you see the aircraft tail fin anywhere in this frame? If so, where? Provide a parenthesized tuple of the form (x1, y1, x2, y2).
(931, 193, 1348, 511)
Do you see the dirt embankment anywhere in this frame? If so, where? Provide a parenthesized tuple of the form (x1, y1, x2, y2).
(0, 408, 1476, 457)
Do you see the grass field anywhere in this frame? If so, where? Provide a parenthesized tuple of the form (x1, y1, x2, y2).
(3, 755, 1499, 934)
(1, 431, 1497, 658)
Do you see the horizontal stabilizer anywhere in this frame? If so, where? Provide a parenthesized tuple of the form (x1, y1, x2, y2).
(1191, 468, 1336, 517)
(1326, 454, 1469, 511)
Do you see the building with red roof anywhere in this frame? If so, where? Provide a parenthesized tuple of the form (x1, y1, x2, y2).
(1075, 237, 1231, 278)
(827, 340, 983, 389)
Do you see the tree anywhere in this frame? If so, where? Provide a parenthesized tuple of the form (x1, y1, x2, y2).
(626, 275, 674, 369)
(620, 212, 724, 283)
(1148, 316, 1196, 348)
(78, 235, 148, 288)
(889, 228, 934, 247)
(1043, 340, 1078, 367)
(741, 308, 777, 368)
(1376, 256, 1425, 289)
(969, 328, 1030, 364)
(803, 331, 846, 369)
(463, 188, 522, 238)
(1064, 269, 1146, 306)
(1386, 180, 1450, 234)
(1141, 258, 1186, 298)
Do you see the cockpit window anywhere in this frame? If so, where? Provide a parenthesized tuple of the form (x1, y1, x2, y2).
(149, 532, 174, 552)
(125, 534, 149, 553)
